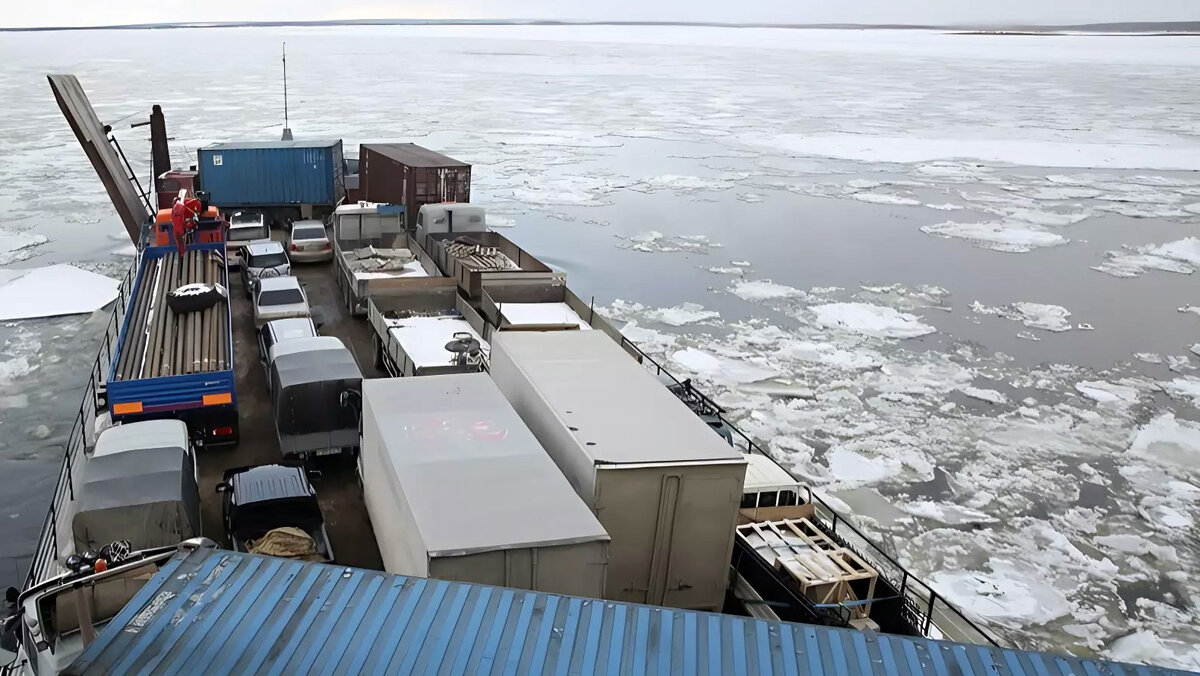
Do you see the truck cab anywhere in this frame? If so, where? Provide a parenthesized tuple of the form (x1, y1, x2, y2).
(1, 540, 214, 676)
(739, 453, 812, 523)
(216, 464, 333, 563)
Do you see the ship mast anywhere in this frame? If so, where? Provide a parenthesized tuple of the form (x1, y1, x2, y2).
(281, 42, 293, 141)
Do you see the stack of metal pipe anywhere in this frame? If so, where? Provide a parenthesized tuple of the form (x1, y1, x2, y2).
(114, 250, 229, 380)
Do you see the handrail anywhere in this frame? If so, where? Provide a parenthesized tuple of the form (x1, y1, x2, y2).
(22, 256, 138, 590)
(616, 336, 1001, 647)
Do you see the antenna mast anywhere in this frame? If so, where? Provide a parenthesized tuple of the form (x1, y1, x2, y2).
(281, 42, 293, 141)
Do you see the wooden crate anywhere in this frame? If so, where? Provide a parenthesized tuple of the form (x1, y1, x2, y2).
(737, 518, 879, 620)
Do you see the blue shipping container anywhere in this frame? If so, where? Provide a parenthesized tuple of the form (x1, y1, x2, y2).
(197, 139, 345, 207)
(65, 546, 1192, 676)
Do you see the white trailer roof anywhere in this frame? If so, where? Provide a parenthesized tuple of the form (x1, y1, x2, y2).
(491, 331, 746, 466)
(362, 374, 609, 557)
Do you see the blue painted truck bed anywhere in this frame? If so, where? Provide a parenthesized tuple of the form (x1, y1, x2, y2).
(106, 243, 236, 439)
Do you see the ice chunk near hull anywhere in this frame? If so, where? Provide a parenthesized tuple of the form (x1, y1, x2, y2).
(0, 264, 120, 321)
(929, 561, 1072, 629)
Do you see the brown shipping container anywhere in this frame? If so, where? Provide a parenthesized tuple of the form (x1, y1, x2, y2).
(360, 143, 471, 228)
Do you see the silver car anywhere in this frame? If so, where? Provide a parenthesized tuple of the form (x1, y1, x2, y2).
(239, 240, 291, 298)
(225, 212, 268, 267)
(253, 276, 311, 329)
(287, 220, 334, 263)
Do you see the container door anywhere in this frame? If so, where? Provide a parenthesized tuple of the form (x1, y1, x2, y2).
(660, 470, 743, 611)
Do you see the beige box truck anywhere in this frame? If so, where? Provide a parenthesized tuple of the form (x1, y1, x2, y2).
(359, 373, 610, 597)
(488, 331, 748, 611)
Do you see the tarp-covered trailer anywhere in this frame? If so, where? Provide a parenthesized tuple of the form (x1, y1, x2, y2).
(269, 337, 363, 459)
(72, 442, 199, 553)
(489, 330, 748, 612)
(359, 143, 470, 229)
(359, 374, 610, 596)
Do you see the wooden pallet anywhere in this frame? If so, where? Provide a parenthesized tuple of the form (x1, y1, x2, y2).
(737, 518, 879, 620)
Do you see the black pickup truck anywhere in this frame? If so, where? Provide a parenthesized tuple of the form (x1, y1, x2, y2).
(216, 464, 334, 562)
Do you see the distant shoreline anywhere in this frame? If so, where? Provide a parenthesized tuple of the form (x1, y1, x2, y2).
(2, 19, 1199, 34)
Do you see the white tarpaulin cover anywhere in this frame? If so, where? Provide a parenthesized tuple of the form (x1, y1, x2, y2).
(0, 264, 121, 321)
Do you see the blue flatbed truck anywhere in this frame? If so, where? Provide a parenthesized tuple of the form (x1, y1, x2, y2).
(105, 242, 238, 446)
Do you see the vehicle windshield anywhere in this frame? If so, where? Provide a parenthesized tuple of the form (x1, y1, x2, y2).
(37, 561, 161, 644)
(293, 227, 326, 241)
(259, 289, 304, 306)
(249, 252, 288, 268)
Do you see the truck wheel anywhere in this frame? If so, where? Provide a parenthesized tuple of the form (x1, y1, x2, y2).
(373, 336, 384, 370)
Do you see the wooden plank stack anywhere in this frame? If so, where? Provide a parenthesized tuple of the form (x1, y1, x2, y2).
(114, 250, 228, 380)
(736, 517, 879, 620)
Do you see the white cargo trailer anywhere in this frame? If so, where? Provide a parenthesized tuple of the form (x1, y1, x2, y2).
(359, 373, 610, 597)
(488, 330, 748, 612)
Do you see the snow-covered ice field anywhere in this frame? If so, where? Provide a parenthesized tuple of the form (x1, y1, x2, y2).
(0, 25, 1198, 668)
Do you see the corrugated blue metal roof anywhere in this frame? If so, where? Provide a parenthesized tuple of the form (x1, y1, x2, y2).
(66, 547, 1190, 676)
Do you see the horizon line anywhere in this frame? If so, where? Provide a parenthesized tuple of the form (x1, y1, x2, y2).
(3, 18, 1199, 33)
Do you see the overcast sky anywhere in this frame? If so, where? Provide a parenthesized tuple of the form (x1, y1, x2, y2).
(3, 0, 1195, 28)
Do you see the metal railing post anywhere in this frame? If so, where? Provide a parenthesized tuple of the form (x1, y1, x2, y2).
(924, 594, 936, 636)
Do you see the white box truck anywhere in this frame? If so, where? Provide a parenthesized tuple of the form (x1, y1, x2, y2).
(359, 373, 610, 597)
(488, 330, 748, 612)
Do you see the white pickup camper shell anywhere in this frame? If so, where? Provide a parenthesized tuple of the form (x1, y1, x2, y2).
(488, 330, 747, 612)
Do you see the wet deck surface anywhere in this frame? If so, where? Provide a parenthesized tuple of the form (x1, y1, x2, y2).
(196, 254, 385, 571)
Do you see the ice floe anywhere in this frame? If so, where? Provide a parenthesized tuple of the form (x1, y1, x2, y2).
(1104, 631, 1200, 672)
(728, 279, 804, 302)
(641, 303, 720, 326)
(619, 231, 723, 254)
(920, 221, 1068, 253)
(971, 301, 1073, 332)
(770, 133, 1200, 171)
(1075, 381, 1140, 406)
(0, 232, 48, 265)
(1129, 414, 1200, 476)
(1093, 238, 1200, 278)
(850, 192, 921, 206)
(0, 264, 121, 321)
(1158, 377, 1200, 406)
(959, 386, 1008, 405)
(810, 303, 936, 339)
(901, 501, 998, 525)
(928, 560, 1073, 628)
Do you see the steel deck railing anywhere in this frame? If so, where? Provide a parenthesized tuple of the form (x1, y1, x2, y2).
(617, 335, 1001, 648)
(21, 256, 138, 590)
